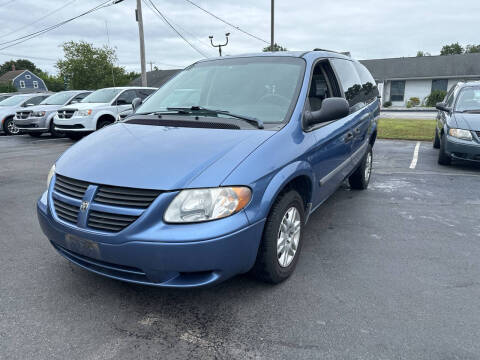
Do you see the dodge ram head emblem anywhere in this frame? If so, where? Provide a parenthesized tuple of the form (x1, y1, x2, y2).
(80, 201, 89, 212)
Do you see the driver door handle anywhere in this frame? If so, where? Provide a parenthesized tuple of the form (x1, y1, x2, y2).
(344, 132, 354, 143)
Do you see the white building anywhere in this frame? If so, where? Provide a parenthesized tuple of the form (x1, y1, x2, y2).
(360, 53, 480, 106)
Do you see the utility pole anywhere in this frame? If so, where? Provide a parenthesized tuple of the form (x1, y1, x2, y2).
(136, 0, 147, 86)
(209, 33, 230, 56)
(270, 0, 274, 51)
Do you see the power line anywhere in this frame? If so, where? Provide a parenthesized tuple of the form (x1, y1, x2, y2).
(1, 0, 78, 40)
(183, 0, 269, 44)
(0, 0, 117, 51)
(0, 52, 58, 62)
(145, 0, 208, 58)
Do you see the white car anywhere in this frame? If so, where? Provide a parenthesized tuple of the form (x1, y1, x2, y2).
(53, 87, 156, 140)
(0, 93, 50, 135)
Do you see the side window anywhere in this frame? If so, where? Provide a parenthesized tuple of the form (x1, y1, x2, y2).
(330, 58, 364, 111)
(307, 62, 333, 112)
(70, 92, 90, 104)
(116, 90, 137, 105)
(353, 62, 379, 103)
(136, 89, 155, 100)
(445, 89, 456, 107)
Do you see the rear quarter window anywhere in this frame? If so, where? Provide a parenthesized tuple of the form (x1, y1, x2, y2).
(353, 62, 379, 103)
(330, 58, 364, 111)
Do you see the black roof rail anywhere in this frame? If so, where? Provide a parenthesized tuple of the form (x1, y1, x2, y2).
(313, 48, 351, 57)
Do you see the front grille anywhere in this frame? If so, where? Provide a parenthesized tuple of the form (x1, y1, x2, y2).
(57, 109, 76, 119)
(55, 124, 85, 129)
(53, 198, 79, 224)
(88, 210, 139, 232)
(54, 175, 89, 199)
(475, 131, 480, 138)
(16, 111, 31, 119)
(94, 185, 162, 208)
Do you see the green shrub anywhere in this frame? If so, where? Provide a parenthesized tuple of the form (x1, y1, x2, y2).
(425, 90, 447, 107)
(409, 97, 420, 106)
(383, 101, 392, 107)
(406, 100, 414, 108)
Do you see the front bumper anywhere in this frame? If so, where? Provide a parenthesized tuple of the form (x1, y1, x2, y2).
(54, 115, 95, 132)
(37, 191, 265, 287)
(15, 117, 48, 132)
(445, 135, 480, 162)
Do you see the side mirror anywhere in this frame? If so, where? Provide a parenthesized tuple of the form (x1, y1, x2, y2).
(303, 97, 350, 128)
(25, 103, 35, 107)
(70, 100, 78, 104)
(132, 97, 142, 112)
(436, 102, 450, 112)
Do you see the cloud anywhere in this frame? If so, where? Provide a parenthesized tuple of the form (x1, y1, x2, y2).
(0, 0, 479, 75)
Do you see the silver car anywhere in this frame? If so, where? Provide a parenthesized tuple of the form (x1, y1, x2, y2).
(14, 90, 91, 137)
(0, 93, 50, 135)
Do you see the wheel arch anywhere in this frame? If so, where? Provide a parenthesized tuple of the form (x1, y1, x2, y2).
(95, 112, 116, 129)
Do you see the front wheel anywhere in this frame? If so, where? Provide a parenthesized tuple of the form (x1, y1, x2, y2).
(438, 134, 451, 165)
(28, 132, 43, 138)
(349, 144, 373, 190)
(433, 128, 440, 149)
(3, 118, 19, 135)
(49, 120, 65, 138)
(66, 132, 84, 141)
(251, 190, 305, 284)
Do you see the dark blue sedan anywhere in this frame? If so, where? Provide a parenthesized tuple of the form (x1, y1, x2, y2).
(38, 51, 380, 287)
(434, 81, 480, 165)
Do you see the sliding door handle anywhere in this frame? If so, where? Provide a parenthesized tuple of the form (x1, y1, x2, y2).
(344, 132, 354, 142)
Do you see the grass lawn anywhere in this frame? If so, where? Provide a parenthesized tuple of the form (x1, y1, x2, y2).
(377, 118, 436, 141)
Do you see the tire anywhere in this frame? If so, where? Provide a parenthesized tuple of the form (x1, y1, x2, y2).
(49, 120, 65, 138)
(438, 134, 451, 165)
(349, 144, 373, 190)
(28, 132, 43, 138)
(433, 128, 440, 149)
(97, 119, 112, 130)
(251, 190, 305, 284)
(3, 117, 19, 135)
(66, 133, 84, 141)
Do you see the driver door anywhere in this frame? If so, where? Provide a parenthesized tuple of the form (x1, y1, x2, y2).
(114, 90, 137, 114)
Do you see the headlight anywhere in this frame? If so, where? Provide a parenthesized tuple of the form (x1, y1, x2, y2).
(164, 187, 252, 223)
(76, 109, 92, 117)
(47, 164, 56, 188)
(32, 111, 46, 117)
(449, 128, 472, 141)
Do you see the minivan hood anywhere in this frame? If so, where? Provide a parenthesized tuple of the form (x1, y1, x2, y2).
(62, 102, 110, 110)
(55, 123, 274, 190)
(453, 113, 480, 131)
(21, 104, 59, 112)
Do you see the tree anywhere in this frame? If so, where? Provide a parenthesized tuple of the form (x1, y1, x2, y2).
(440, 43, 464, 55)
(0, 82, 17, 93)
(263, 43, 287, 52)
(416, 51, 431, 57)
(56, 41, 138, 90)
(0, 59, 43, 77)
(465, 44, 480, 54)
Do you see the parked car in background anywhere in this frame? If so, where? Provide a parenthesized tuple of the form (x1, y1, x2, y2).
(0, 93, 14, 102)
(434, 81, 480, 165)
(0, 93, 50, 135)
(53, 87, 156, 140)
(14, 90, 91, 137)
(38, 51, 379, 288)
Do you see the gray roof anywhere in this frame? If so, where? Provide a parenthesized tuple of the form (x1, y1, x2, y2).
(129, 69, 181, 88)
(360, 53, 480, 81)
(0, 70, 26, 82)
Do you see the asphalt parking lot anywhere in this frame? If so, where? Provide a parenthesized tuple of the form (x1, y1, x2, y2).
(1, 134, 480, 360)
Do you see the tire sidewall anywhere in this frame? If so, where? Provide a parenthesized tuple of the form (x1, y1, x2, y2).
(262, 191, 305, 282)
(4, 118, 18, 135)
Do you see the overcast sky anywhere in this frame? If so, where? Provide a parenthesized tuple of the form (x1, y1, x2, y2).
(1, 0, 479, 75)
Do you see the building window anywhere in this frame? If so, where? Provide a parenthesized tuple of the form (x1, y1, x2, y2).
(19, 80, 25, 88)
(33, 81, 38, 89)
(25, 74, 31, 79)
(390, 80, 405, 102)
(432, 79, 448, 92)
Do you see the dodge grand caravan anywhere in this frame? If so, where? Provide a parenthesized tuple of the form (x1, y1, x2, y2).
(38, 51, 380, 287)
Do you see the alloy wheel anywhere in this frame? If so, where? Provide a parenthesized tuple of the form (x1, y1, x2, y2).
(277, 206, 301, 268)
(7, 120, 19, 135)
(364, 151, 372, 182)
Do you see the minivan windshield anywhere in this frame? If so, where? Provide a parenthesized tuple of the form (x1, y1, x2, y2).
(40, 91, 75, 105)
(81, 88, 122, 103)
(455, 87, 480, 112)
(136, 57, 306, 125)
(0, 95, 28, 106)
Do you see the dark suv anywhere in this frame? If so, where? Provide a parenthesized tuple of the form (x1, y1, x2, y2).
(434, 81, 480, 165)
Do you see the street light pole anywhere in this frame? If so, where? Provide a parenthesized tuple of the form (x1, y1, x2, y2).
(136, 0, 147, 86)
(270, 0, 274, 51)
(209, 33, 230, 56)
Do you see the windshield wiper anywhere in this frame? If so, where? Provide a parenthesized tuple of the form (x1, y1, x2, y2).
(165, 106, 264, 129)
(457, 109, 480, 113)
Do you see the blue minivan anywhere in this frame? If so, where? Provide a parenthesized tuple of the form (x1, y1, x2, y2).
(37, 51, 380, 287)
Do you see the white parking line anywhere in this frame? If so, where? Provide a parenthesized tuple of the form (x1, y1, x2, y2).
(409, 141, 421, 169)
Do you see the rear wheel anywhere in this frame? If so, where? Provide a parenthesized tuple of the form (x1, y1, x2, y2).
(3, 117, 19, 135)
(349, 144, 373, 190)
(433, 128, 440, 149)
(438, 133, 451, 165)
(251, 190, 304, 284)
